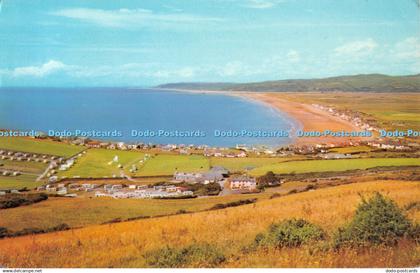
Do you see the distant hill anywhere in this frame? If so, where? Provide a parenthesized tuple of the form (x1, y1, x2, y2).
(156, 74, 420, 92)
(156, 82, 236, 90)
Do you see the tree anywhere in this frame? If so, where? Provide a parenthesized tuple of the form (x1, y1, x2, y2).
(257, 171, 279, 189)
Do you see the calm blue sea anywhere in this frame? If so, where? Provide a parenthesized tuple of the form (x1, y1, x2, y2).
(0, 87, 297, 147)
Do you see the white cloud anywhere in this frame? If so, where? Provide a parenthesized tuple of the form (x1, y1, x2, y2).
(334, 38, 378, 57)
(148, 67, 196, 78)
(50, 8, 223, 28)
(12, 60, 68, 77)
(217, 61, 260, 77)
(286, 50, 300, 63)
(243, 0, 285, 9)
(393, 37, 420, 59)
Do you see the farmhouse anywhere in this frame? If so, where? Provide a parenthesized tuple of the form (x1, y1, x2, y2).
(202, 171, 224, 184)
(174, 172, 204, 183)
(210, 166, 229, 176)
(230, 176, 257, 191)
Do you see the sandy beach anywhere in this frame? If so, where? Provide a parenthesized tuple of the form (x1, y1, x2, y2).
(156, 88, 369, 146)
(242, 92, 369, 145)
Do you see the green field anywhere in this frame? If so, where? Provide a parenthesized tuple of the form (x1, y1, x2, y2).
(329, 146, 373, 154)
(61, 150, 210, 178)
(249, 158, 420, 176)
(210, 156, 303, 172)
(0, 158, 48, 189)
(136, 154, 209, 176)
(0, 193, 268, 231)
(0, 174, 41, 190)
(0, 137, 86, 158)
(60, 149, 146, 178)
(0, 159, 48, 173)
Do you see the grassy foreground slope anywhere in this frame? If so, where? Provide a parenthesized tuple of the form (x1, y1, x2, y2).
(249, 158, 420, 176)
(0, 193, 266, 231)
(0, 180, 418, 268)
(0, 137, 85, 158)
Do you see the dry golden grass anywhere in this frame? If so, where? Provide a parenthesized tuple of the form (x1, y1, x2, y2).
(0, 180, 419, 268)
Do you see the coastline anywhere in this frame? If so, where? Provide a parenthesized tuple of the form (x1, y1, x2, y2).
(153, 88, 371, 145)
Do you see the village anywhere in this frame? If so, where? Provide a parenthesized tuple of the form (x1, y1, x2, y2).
(0, 132, 417, 192)
(32, 165, 258, 199)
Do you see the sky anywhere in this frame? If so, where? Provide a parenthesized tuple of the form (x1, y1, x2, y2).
(0, 0, 419, 87)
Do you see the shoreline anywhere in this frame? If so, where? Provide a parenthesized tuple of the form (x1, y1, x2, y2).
(153, 88, 371, 146)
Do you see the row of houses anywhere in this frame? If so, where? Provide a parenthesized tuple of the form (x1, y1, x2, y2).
(68, 138, 209, 152)
(312, 104, 377, 132)
(174, 166, 229, 184)
(367, 140, 411, 151)
(95, 184, 194, 199)
(203, 148, 247, 158)
(173, 167, 258, 191)
(230, 176, 257, 191)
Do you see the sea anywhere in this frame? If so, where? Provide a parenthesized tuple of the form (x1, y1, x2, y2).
(0, 87, 298, 148)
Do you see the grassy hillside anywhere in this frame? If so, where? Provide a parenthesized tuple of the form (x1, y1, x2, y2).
(0, 193, 266, 231)
(157, 82, 235, 90)
(60, 149, 146, 178)
(0, 174, 41, 190)
(157, 74, 420, 92)
(60, 150, 210, 178)
(210, 157, 304, 172)
(248, 158, 420, 176)
(0, 137, 86, 158)
(0, 180, 418, 267)
(136, 154, 209, 176)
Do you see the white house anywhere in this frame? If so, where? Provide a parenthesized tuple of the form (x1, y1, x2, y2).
(230, 176, 257, 191)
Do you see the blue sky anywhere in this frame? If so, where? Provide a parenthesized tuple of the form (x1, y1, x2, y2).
(0, 0, 419, 86)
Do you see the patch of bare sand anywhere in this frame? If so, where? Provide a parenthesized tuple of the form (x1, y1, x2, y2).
(243, 92, 370, 145)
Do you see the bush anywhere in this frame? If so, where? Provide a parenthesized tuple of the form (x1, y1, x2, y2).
(102, 218, 122, 224)
(144, 246, 184, 268)
(8, 223, 71, 237)
(334, 192, 414, 247)
(0, 193, 48, 209)
(176, 209, 188, 214)
(0, 227, 9, 238)
(257, 171, 281, 189)
(210, 198, 257, 210)
(178, 182, 221, 196)
(270, 193, 281, 199)
(254, 219, 325, 248)
(144, 243, 226, 268)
